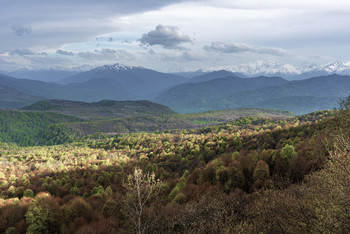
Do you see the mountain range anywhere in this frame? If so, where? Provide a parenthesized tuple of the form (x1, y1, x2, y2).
(225, 61, 350, 80)
(0, 65, 94, 82)
(2, 61, 350, 81)
(0, 62, 349, 115)
(0, 64, 186, 108)
(154, 74, 346, 114)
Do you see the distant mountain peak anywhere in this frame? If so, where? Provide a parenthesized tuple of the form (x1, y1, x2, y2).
(222, 60, 350, 79)
(321, 61, 346, 72)
(91, 63, 145, 73)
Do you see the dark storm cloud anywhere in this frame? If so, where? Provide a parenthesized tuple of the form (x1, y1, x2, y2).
(139, 25, 192, 49)
(11, 25, 32, 36)
(204, 42, 285, 56)
(56, 50, 74, 56)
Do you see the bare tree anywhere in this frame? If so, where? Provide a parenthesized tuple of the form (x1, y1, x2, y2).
(123, 167, 161, 234)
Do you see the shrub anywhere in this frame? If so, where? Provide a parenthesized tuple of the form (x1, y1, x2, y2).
(23, 189, 34, 198)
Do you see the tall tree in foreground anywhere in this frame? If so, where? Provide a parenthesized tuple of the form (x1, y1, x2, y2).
(123, 167, 161, 234)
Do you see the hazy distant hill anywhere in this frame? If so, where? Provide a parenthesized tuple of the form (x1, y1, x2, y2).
(0, 73, 75, 99)
(59, 64, 187, 98)
(254, 96, 339, 114)
(2, 69, 79, 82)
(155, 74, 348, 114)
(0, 64, 189, 106)
(154, 76, 288, 113)
(190, 70, 245, 83)
(22, 99, 175, 120)
(0, 84, 44, 109)
(172, 70, 208, 79)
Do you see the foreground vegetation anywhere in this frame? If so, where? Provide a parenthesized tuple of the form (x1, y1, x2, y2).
(1, 103, 346, 233)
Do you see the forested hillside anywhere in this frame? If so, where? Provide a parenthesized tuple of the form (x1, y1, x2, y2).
(0, 110, 81, 146)
(1, 106, 346, 233)
(0, 103, 292, 147)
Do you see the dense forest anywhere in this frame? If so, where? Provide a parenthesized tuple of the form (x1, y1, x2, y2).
(0, 98, 348, 233)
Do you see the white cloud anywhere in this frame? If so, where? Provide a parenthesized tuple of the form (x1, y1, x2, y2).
(77, 49, 136, 61)
(1, 0, 350, 71)
(204, 42, 286, 56)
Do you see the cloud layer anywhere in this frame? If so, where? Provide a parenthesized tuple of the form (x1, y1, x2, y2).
(1, 0, 350, 72)
(204, 42, 286, 56)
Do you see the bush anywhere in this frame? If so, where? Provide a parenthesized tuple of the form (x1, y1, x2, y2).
(23, 189, 34, 198)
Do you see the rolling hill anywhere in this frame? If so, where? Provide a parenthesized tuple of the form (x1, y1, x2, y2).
(0, 64, 189, 108)
(22, 99, 175, 119)
(154, 76, 289, 113)
(154, 74, 348, 114)
(0, 83, 45, 109)
(190, 70, 245, 83)
(59, 63, 187, 99)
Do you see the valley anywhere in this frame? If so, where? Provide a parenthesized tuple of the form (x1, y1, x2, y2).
(1, 63, 349, 115)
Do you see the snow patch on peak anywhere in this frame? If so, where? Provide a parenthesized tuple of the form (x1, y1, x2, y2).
(91, 63, 145, 73)
(227, 61, 300, 78)
(223, 60, 350, 79)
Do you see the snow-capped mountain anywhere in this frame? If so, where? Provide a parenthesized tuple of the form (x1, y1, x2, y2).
(294, 61, 350, 79)
(87, 63, 144, 73)
(229, 61, 300, 79)
(58, 63, 148, 84)
(226, 61, 350, 80)
(58, 63, 187, 100)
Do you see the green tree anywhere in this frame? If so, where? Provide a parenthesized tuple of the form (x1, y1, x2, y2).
(25, 193, 62, 234)
(253, 160, 270, 185)
(281, 144, 297, 162)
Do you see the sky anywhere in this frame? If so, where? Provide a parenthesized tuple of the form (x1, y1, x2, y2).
(1, 0, 350, 72)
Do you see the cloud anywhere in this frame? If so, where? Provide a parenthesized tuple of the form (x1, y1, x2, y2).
(96, 37, 114, 42)
(1, 0, 192, 51)
(139, 25, 192, 49)
(204, 42, 286, 56)
(56, 50, 74, 56)
(77, 49, 136, 60)
(10, 49, 35, 56)
(11, 25, 32, 36)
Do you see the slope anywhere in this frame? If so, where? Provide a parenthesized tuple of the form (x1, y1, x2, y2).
(190, 70, 245, 83)
(59, 64, 187, 98)
(0, 110, 82, 146)
(154, 76, 288, 113)
(216, 74, 348, 113)
(22, 99, 176, 120)
(0, 84, 45, 109)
